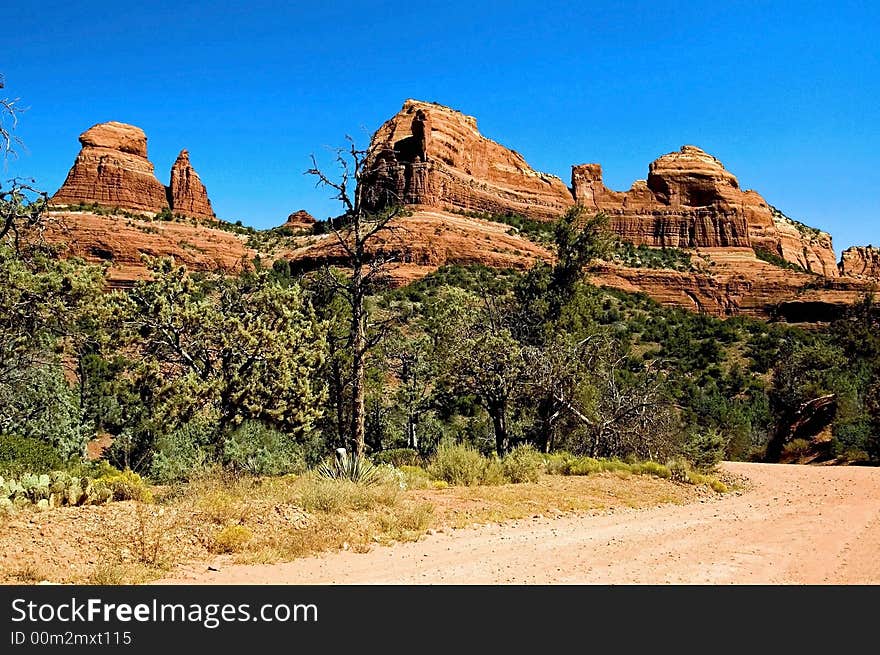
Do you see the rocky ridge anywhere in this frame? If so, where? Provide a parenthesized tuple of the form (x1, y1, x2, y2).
(839, 246, 880, 279)
(52, 121, 215, 220)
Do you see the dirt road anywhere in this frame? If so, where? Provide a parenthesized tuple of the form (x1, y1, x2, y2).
(158, 462, 880, 584)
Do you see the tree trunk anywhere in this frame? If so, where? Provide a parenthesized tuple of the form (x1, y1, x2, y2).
(407, 409, 418, 450)
(350, 268, 366, 457)
(490, 403, 508, 455)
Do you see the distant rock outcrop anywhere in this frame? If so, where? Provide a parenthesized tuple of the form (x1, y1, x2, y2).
(839, 246, 880, 278)
(573, 147, 838, 275)
(52, 122, 216, 220)
(283, 209, 317, 232)
(360, 101, 837, 276)
(51, 122, 169, 214)
(360, 99, 574, 220)
(168, 149, 215, 220)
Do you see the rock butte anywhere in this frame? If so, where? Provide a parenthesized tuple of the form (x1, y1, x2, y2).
(361, 100, 838, 276)
(283, 209, 317, 232)
(52, 121, 216, 221)
(169, 149, 215, 221)
(43, 103, 879, 320)
(51, 122, 169, 214)
(839, 246, 880, 278)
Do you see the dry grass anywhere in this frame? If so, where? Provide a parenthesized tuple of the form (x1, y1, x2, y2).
(0, 469, 712, 584)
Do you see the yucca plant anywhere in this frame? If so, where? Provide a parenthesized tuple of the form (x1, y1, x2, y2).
(317, 449, 381, 485)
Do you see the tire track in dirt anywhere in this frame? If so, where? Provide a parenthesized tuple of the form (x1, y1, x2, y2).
(157, 462, 880, 584)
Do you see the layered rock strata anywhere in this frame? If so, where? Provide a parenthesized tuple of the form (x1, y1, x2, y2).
(51, 122, 169, 214)
(839, 246, 880, 279)
(168, 149, 215, 220)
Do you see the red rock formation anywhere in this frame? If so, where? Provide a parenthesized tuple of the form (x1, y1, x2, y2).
(361, 101, 836, 274)
(168, 149, 215, 220)
(590, 248, 867, 319)
(283, 210, 317, 232)
(281, 209, 550, 284)
(839, 246, 880, 279)
(44, 210, 253, 286)
(573, 146, 837, 274)
(51, 122, 169, 214)
(360, 100, 574, 220)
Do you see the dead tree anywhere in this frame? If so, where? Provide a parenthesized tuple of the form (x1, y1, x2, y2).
(306, 137, 405, 457)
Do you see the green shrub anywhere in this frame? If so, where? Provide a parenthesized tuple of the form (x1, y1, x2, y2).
(398, 465, 432, 489)
(630, 460, 671, 478)
(212, 525, 253, 553)
(297, 474, 398, 513)
(666, 457, 691, 483)
(480, 457, 507, 485)
(542, 452, 577, 475)
(781, 438, 812, 460)
(427, 443, 487, 486)
(97, 469, 153, 502)
(317, 451, 381, 485)
(0, 435, 64, 477)
(501, 445, 544, 483)
(682, 428, 727, 471)
(373, 448, 423, 467)
(223, 421, 307, 477)
(150, 421, 214, 483)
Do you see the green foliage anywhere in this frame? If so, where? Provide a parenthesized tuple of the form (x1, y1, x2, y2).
(781, 438, 812, 459)
(0, 469, 116, 510)
(222, 421, 307, 476)
(753, 247, 809, 273)
(149, 421, 214, 483)
(452, 209, 556, 244)
(96, 469, 153, 502)
(682, 428, 727, 471)
(501, 444, 544, 483)
(212, 525, 252, 553)
(0, 365, 85, 459)
(121, 259, 329, 439)
(372, 448, 423, 467)
(427, 443, 491, 486)
(0, 435, 63, 476)
(610, 242, 694, 271)
(317, 451, 382, 485)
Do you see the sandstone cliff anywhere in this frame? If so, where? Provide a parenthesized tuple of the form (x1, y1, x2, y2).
(839, 246, 880, 279)
(51, 122, 169, 214)
(52, 122, 217, 220)
(283, 210, 317, 232)
(573, 147, 837, 274)
(168, 149, 215, 220)
(360, 100, 574, 220)
(361, 101, 837, 275)
(45, 211, 253, 286)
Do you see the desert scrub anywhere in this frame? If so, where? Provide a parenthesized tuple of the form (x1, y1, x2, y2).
(543, 452, 728, 490)
(781, 438, 812, 460)
(398, 465, 433, 489)
(296, 473, 399, 513)
(211, 524, 253, 553)
(427, 443, 490, 486)
(373, 448, 423, 467)
(501, 445, 544, 483)
(97, 469, 153, 502)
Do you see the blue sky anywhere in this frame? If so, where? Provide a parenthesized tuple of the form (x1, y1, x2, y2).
(4, 1, 878, 251)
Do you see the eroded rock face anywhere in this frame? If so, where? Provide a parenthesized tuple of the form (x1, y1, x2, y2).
(360, 100, 574, 220)
(45, 211, 253, 286)
(361, 101, 837, 275)
(283, 209, 317, 232)
(573, 146, 836, 274)
(840, 246, 880, 278)
(168, 149, 215, 220)
(52, 122, 170, 214)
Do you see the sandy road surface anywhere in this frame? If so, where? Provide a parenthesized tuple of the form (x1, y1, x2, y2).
(158, 462, 880, 584)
